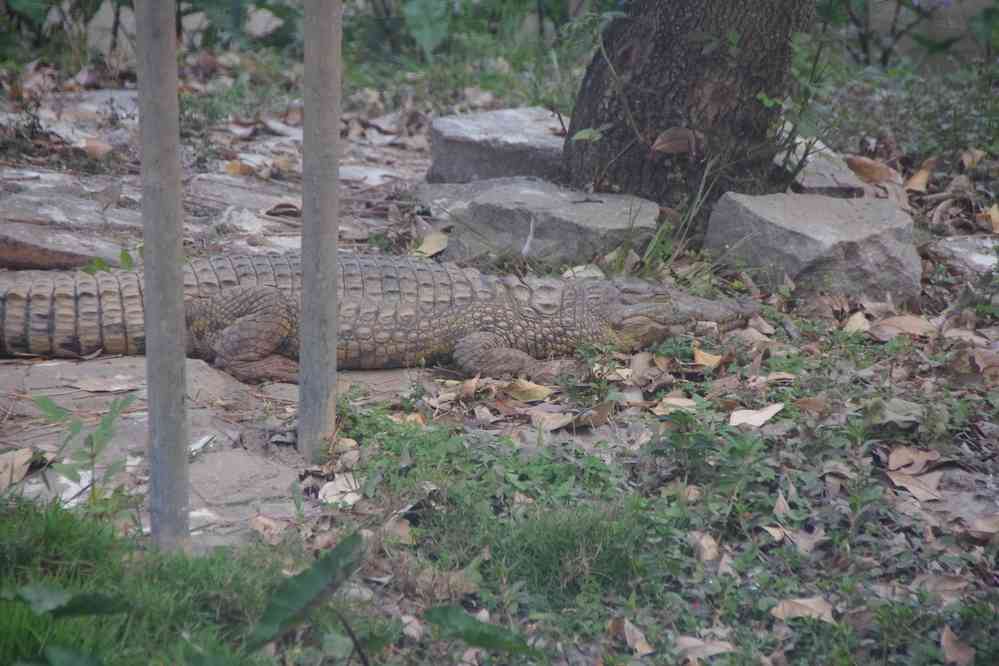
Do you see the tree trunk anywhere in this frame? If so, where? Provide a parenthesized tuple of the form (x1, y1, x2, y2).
(563, 1, 814, 212)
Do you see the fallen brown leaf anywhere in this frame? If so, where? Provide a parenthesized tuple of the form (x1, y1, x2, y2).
(675, 635, 735, 660)
(693, 347, 723, 369)
(843, 311, 870, 333)
(607, 617, 655, 657)
(651, 396, 697, 416)
(965, 513, 999, 540)
(868, 314, 936, 341)
(729, 402, 784, 427)
(904, 157, 936, 192)
(976, 203, 999, 234)
(688, 531, 719, 562)
(888, 446, 941, 475)
(941, 625, 975, 666)
(845, 155, 898, 185)
(412, 231, 448, 257)
(0, 448, 34, 493)
(887, 470, 942, 502)
(505, 379, 553, 402)
(960, 147, 986, 171)
(794, 397, 831, 416)
(770, 597, 835, 623)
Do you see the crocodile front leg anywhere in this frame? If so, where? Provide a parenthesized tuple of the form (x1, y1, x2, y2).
(186, 286, 300, 383)
(453, 332, 587, 383)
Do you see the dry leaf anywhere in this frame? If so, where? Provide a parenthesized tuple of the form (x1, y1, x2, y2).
(651, 396, 697, 416)
(887, 470, 942, 502)
(718, 553, 738, 578)
(0, 448, 33, 493)
(821, 460, 856, 479)
(651, 126, 702, 157)
(770, 597, 835, 623)
(412, 231, 448, 257)
(912, 575, 968, 606)
(401, 614, 424, 641)
(530, 409, 574, 432)
(249, 515, 289, 545)
(761, 525, 787, 541)
(473, 405, 497, 425)
(941, 626, 975, 666)
(505, 379, 553, 402)
(888, 447, 941, 475)
(868, 314, 936, 341)
(385, 517, 415, 544)
(729, 402, 784, 427)
(607, 617, 655, 657)
(84, 139, 113, 160)
(688, 531, 720, 562)
(904, 157, 936, 192)
(976, 203, 999, 233)
(693, 347, 723, 369)
(845, 155, 897, 184)
(788, 526, 828, 555)
(389, 412, 427, 426)
(960, 148, 986, 170)
(572, 401, 615, 428)
(965, 513, 999, 540)
(265, 201, 302, 217)
(766, 372, 797, 384)
(675, 635, 735, 660)
(773, 490, 791, 517)
(319, 474, 363, 506)
(843, 311, 870, 333)
(225, 160, 256, 176)
(794, 397, 830, 416)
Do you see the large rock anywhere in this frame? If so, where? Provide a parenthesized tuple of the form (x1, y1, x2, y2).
(414, 177, 658, 266)
(776, 136, 865, 198)
(705, 193, 921, 304)
(0, 222, 124, 269)
(921, 236, 999, 282)
(427, 107, 566, 183)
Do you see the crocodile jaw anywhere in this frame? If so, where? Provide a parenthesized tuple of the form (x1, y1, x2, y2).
(604, 294, 758, 350)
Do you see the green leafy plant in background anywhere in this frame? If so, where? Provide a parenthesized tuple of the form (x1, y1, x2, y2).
(4, 583, 131, 666)
(31, 393, 136, 510)
(401, 0, 452, 63)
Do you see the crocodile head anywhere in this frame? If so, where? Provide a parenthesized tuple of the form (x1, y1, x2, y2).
(589, 279, 758, 350)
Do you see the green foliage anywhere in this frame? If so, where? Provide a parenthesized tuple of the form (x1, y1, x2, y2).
(425, 605, 541, 656)
(32, 394, 136, 511)
(815, 0, 996, 67)
(401, 0, 451, 63)
(244, 532, 365, 652)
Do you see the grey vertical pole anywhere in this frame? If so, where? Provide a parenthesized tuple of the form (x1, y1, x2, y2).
(300, 1, 342, 463)
(135, 0, 190, 551)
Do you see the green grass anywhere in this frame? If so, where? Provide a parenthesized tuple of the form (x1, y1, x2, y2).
(0, 498, 283, 665)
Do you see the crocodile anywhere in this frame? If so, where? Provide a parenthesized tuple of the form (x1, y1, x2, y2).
(0, 253, 758, 383)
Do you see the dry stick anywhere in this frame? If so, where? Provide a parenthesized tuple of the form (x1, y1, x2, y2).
(334, 610, 371, 666)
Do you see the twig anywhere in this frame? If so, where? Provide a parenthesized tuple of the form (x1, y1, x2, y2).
(597, 32, 645, 148)
(334, 610, 371, 666)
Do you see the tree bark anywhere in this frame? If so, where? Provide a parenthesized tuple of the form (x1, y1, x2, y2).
(563, 1, 814, 211)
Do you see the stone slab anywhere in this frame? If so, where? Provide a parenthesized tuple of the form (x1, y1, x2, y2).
(427, 107, 566, 183)
(414, 177, 657, 266)
(705, 192, 921, 304)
